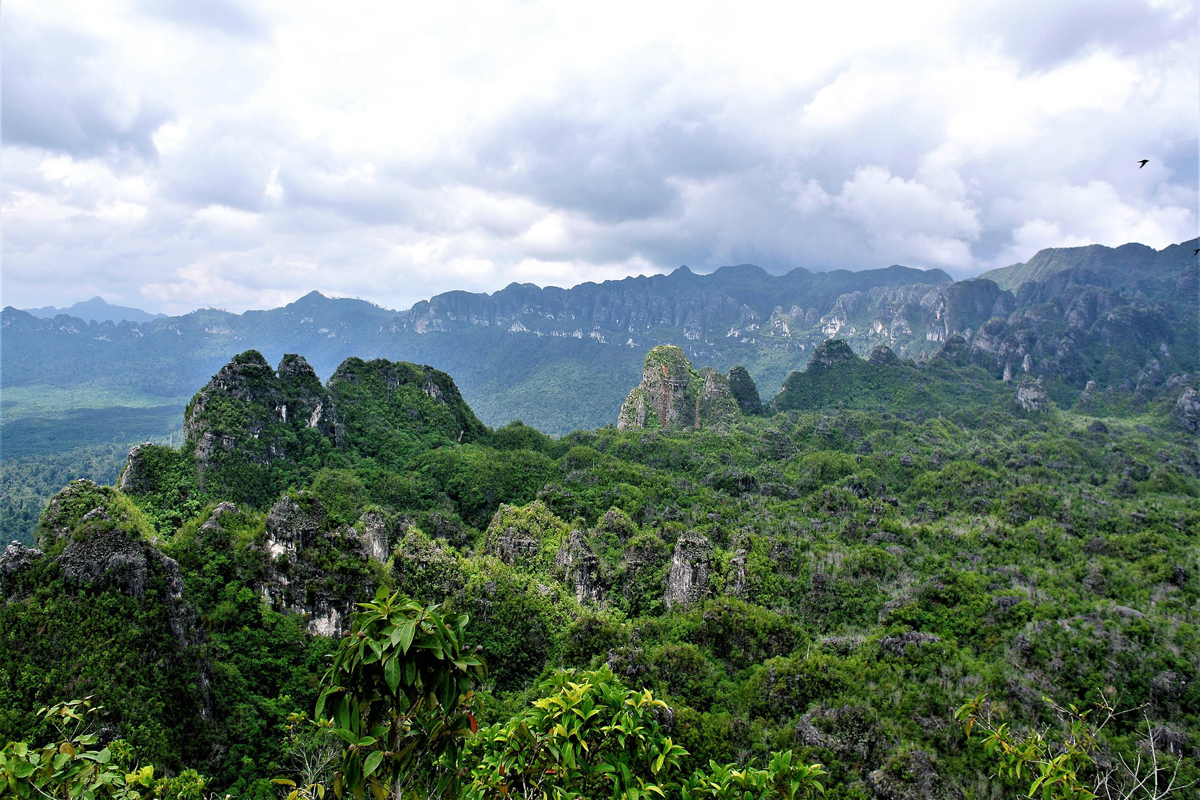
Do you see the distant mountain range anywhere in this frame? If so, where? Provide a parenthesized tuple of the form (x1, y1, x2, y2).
(2, 238, 1196, 438)
(21, 296, 166, 324)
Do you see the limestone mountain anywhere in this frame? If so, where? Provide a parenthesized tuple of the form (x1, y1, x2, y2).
(2, 239, 1196, 444)
(22, 296, 166, 324)
(616, 346, 744, 432)
(122, 350, 486, 513)
(978, 237, 1198, 292)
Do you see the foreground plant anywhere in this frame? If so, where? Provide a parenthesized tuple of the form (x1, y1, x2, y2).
(308, 588, 485, 800)
(0, 697, 210, 800)
(956, 694, 1195, 800)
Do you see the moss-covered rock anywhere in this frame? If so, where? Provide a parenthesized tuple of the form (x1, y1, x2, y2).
(617, 346, 740, 432)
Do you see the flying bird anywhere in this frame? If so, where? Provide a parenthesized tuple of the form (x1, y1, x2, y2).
(1138, 159, 1149, 168)
(1194, 249, 1199, 256)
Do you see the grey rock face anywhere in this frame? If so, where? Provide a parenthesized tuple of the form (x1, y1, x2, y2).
(487, 523, 541, 566)
(36, 480, 195, 646)
(554, 529, 606, 605)
(117, 443, 157, 493)
(866, 750, 963, 800)
(256, 494, 378, 636)
(1015, 377, 1049, 412)
(725, 549, 748, 598)
(0, 540, 44, 600)
(618, 346, 739, 432)
(1175, 388, 1200, 433)
(664, 531, 712, 610)
(355, 510, 392, 563)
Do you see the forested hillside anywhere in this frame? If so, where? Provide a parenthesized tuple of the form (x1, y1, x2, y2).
(2, 336, 1197, 799)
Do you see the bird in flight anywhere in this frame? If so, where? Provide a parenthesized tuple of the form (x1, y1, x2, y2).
(1194, 248, 1199, 256)
(1138, 159, 1149, 168)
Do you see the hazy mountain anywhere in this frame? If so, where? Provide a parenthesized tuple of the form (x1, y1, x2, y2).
(977, 238, 1197, 292)
(2, 241, 1196, 440)
(22, 296, 166, 324)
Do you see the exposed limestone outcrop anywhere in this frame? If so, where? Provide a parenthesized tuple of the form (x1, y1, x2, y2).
(617, 346, 740, 431)
(1015, 376, 1050, 413)
(35, 480, 197, 646)
(866, 750, 964, 800)
(0, 540, 43, 601)
(180, 350, 483, 505)
(806, 338, 858, 369)
(483, 501, 567, 569)
(664, 531, 712, 610)
(868, 345, 902, 367)
(554, 529, 606, 605)
(391, 527, 463, 604)
(117, 442, 157, 493)
(1175, 387, 1200, 433)
(725, 548, 748, 598)
(184, 351, 335, 493)
(255, 493, 379, 636)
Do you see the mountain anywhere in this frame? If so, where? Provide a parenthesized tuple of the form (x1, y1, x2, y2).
(2, 241, 1196, 445)
(977, 238, 1198, 292)
(22, 296, 167, 324)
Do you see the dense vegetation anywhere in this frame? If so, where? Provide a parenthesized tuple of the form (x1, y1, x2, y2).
(1, 332, 1197, 799)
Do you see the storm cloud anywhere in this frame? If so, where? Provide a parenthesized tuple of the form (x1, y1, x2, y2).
(2, 0, 1196, 314)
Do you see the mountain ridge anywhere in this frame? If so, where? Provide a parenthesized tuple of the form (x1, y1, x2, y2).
(2, 239, 1196, 438)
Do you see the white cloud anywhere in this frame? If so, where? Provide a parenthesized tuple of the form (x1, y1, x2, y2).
(1, 0, 1196, 313)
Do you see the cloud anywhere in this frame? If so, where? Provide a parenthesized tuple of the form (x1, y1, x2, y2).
(1, 0, 1196, 314)
(1, 16, 168, 158)
(960, 0, 1196, 70)
(834, 166, 981, 270)
(137, 0, 270, 40)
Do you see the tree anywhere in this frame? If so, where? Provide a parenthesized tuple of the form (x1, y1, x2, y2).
(464, 667, 687, 799)
(309, 589, 485, 800)
(956, 694, 1196, 800)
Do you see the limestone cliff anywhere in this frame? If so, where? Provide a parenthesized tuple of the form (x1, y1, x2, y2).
(617, 346, 740, 432)
(664, 531, 712, 610)
(182, 351, 335, 500)
(252, 493, 385, 636)
(169, 350, 484, 508)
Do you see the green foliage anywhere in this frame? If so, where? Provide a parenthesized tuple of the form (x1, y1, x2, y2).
(5, 341, 1200, 799)
(0, 697, 210, 800)
(315, 588, 485, 800)
(464, 667, 688, 799)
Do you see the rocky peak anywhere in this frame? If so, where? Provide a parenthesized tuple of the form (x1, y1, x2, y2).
(255, 492, 380, 636)
(726, 366, 763, 415)
(664, 531, 712, 610)
(1175, 387, 1199, 433)
(616, 346, 740, 432)
(0, 540, 44, 600)
(932, 334, 973, 367)
(35, 480, 194, 643)
(183, 351, 337, 500)
(118, 442, 158, 493)
(869, 345, 902, 367)
(554, 529, 606, 605)
(483, 501, 567, 568)
(806, 339, 859, 370)
(327, 357, 488, 452)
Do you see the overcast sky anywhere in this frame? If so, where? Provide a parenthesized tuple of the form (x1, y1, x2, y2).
(2, 0, 1197, 315)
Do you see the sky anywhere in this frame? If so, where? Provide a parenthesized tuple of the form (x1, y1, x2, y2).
(2, 0, 1197, 315)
